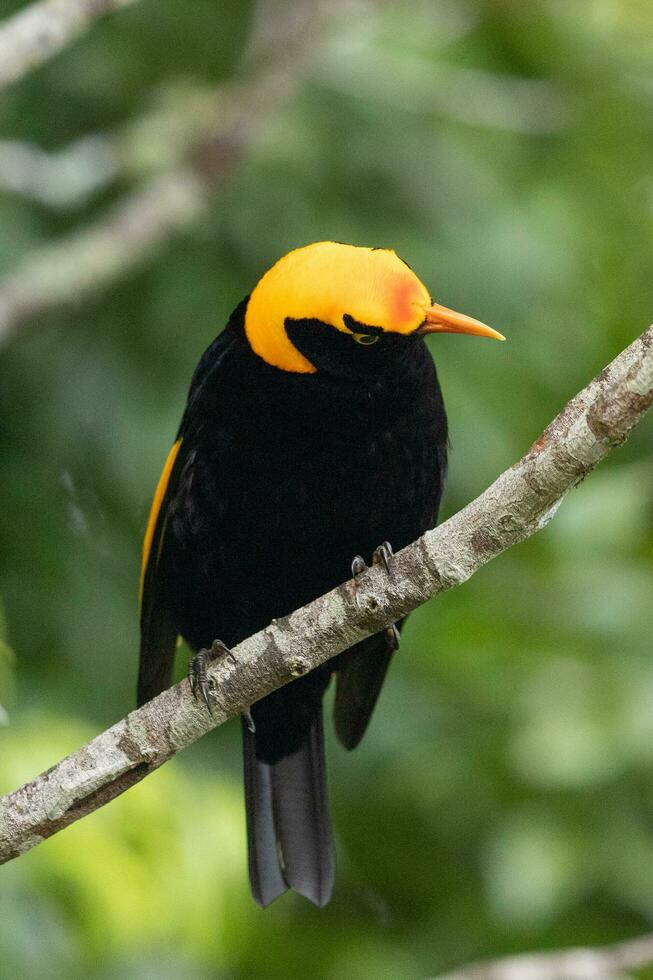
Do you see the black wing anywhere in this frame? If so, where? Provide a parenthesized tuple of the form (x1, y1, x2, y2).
(137, 324, 239, 706)
(137, 436, 185, 706)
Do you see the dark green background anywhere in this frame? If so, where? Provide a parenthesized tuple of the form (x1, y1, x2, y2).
(1, 1, 652, 977)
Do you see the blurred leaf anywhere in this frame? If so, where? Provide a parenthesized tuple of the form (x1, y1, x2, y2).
(483, 809, 590, 928)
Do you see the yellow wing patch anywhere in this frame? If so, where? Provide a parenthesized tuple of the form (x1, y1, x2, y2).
(140, 438, 182, 603)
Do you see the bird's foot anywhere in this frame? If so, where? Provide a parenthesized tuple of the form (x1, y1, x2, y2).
(373, 542, 400, 650)
(372, 540, 394, 574)
(351, 555, 368, 605)
(352, 543, 400, 649)
(188, 638, 233, 714)
(352, 540, 395, 580)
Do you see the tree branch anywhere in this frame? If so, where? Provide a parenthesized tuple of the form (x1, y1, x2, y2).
(434, 930, 653, 980)
(0, 325, 651, 864)
(0, 0, 139, 91)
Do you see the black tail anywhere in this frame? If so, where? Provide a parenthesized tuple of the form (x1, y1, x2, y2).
(243, 711, 335, 908)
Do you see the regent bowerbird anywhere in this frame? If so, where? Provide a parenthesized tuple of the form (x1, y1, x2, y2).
(137, 241, 504, 907)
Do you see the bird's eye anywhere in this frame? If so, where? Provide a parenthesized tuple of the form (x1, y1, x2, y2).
(352, 333, 379, 346)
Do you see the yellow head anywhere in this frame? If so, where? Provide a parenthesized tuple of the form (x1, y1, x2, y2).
(244, 241, 503, 374)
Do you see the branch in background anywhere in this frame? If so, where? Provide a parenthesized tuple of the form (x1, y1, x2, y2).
(0, 1, 379, 210)
(0, 1, 560, 213)
(0, 2, 574, 340)
(0, 0, 343, 345)
(0, 0, 139, 91)
(0, 135, 119, 208)
(316, 51, 569, 134)
(0, 324, 651, 866)
(0, 169, 210, 334)
(435, 930, 653, 980)
(0, 85, 235, 209)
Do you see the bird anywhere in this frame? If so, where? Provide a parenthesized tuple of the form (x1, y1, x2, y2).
(137, 241, 504, 908)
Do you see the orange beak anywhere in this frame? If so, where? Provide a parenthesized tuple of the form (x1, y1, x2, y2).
(419, 302, 505, 341)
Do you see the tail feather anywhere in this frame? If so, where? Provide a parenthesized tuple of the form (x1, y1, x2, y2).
(243, 713, 335, 908)
(271, 714, 335, 906)
(243, 724, 287, 908)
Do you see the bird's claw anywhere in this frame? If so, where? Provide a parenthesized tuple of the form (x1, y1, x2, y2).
(351, 554, 367, 579)
(189, 652, 214, 714)
(188, 638, 233, 715)
(372, 540, 394, 574)
(386, 623, 400, 651)
(243, 709, 256, 733)
(351, 555, 368, 606)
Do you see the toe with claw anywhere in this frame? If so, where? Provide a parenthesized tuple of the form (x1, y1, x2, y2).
(351, 554, 367, 579)
(371, 542, 400, 650)
(351, 554, 367, 604)
(372, 540, 394, 574)
(188, 638, 233, 714)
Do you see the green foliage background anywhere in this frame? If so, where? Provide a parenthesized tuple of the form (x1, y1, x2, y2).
(1, 1, 652, 977)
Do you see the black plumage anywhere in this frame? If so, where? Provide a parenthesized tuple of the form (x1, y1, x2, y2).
(138, 247, 452, 907)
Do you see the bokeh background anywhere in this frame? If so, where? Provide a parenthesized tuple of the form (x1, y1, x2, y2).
(1, 0, 652, 977)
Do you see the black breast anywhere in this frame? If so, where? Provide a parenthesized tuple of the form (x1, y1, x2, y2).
(164, 323, 448, 654)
